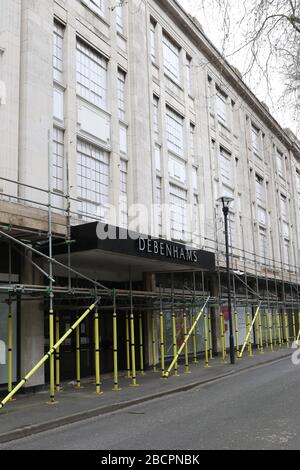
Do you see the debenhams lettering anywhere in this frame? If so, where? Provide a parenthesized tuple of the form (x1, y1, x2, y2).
(138, 238, 198, 262)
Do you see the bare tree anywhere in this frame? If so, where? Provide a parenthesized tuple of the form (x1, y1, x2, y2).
(184, 0, 300, 134)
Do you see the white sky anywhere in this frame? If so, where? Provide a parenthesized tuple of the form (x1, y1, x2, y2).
(178, 0, 299, 138)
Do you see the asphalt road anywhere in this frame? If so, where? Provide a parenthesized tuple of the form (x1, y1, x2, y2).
(1, 356, 300, 450)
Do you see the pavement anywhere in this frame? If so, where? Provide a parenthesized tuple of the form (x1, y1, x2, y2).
(0, 346, 292, 445)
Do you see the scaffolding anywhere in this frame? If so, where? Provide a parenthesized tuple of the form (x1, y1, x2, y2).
(0, 172, 299, 410)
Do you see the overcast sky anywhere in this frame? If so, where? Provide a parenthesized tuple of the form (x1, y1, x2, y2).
(178, 0, 299, 138)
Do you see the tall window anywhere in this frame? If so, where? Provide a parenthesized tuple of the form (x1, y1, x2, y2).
(87, 0, 106, 17)
(280, 193, 290, 266)
(153, 96, 160, 141)
(150, 19, 157, 63)
(156, 176, 162, 237)
(186, 55, 192, 94)
(170, 184, 188, 241)
(255, 174, 264, 204)
(119, 124, 127, 156)
(116, 5, 124, 35)
(277, 150, 285, 179)
(256, 174, 266, 226)
(53, 128, 64, 194)
(259, 226, 267, 262)
(216, 88, 227, 123)
(118, 69, 126, 120)
(193, 194, 200, 245)
(163, 34, 180, 82)
(77, 140, 109, 219)
(155, 144, 161, 172)
(280, 193, 288, 221)
(251, 124, 262, 158)
(168, 155, 186, 183)
(190, 123, 195, 163)
(53, 22, 64, 83)
(166, 107, 184, 156)
(228, 212, 236, 249)
(257, 206, 267, 225)
(283, 238, 290, 267)
(193, 167, 198, 191)
(296, 170, 300, 208)
(119, 159, 128, 228)
(219, 147, 232, 186)
(76, 40, 108, 109)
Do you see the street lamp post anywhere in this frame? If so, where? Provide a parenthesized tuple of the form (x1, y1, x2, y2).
(217, 196, 235, 365)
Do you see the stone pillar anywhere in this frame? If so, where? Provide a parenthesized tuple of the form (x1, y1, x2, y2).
(20, 252, 45, 388)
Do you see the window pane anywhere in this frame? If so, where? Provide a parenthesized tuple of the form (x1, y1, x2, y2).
(166, 107, 183, 156)
(118, 69, 126, 120)
(120, 159, 128, 228)
(163, 34, 180, 82)
(76, 40, 108, 109)
(77, 140, 109, 219)
(53, 22, 64, 83)
(169, 184, 189, 241)
(53, 127, 64, 194)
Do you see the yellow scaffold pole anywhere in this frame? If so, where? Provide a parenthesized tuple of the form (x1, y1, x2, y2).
(277, 312, 282, 348)
(75, 315, 81, 389)
(94, 307, 102, 395)
(273, 312, 277, 348)
(297, 312, 300, 342)
(220, 311, 226, 362)
(203, 309, 210, 368)
(139, 313, 145, 376)
(172, 309, 179, 375)
(296, 327, 300, 343)
(246, 312, 253, 356)
(208, 312, 213, 359)
(234, 311, 239, 354)
(238, 303, 261, 359)
(112, 290, 121, 391)
(164, 297, 210, 378)
(263, 312, 268, 349)
(258, 309, 263, 353)
(0, 299, 100, 410)
(160, 299, 165, 378)
(128, 285, 139, 387)
(191, 311, 198, 365)
(7, 300, 13, 394)
(125, 313, 131, 379)
(268, 311, 273, 351)
(171, 279, 179, 375)
(284, 312, 290, 348)
(129, 310, 139, 387)
(184, 310, 190, 373)
(55, 311, 61, 392)
(49, 307, 55, 403)
(151, 313, 157, 372)
(292, 311, 296, 340)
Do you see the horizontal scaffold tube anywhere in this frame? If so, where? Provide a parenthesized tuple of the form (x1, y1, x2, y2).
(164, 297, 210, 378)
(238, 302, 262, 359)
(0, 299, 100, 410)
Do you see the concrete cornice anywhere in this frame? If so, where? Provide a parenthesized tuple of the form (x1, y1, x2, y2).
(155, 0, 300, 161)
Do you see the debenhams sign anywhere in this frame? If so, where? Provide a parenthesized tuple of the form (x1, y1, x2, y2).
(138, 238, 198, 263)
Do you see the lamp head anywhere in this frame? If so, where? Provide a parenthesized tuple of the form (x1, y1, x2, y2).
(216, 196, 234, 207)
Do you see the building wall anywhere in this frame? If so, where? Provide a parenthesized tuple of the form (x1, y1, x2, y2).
(0, 0, 299, 279)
